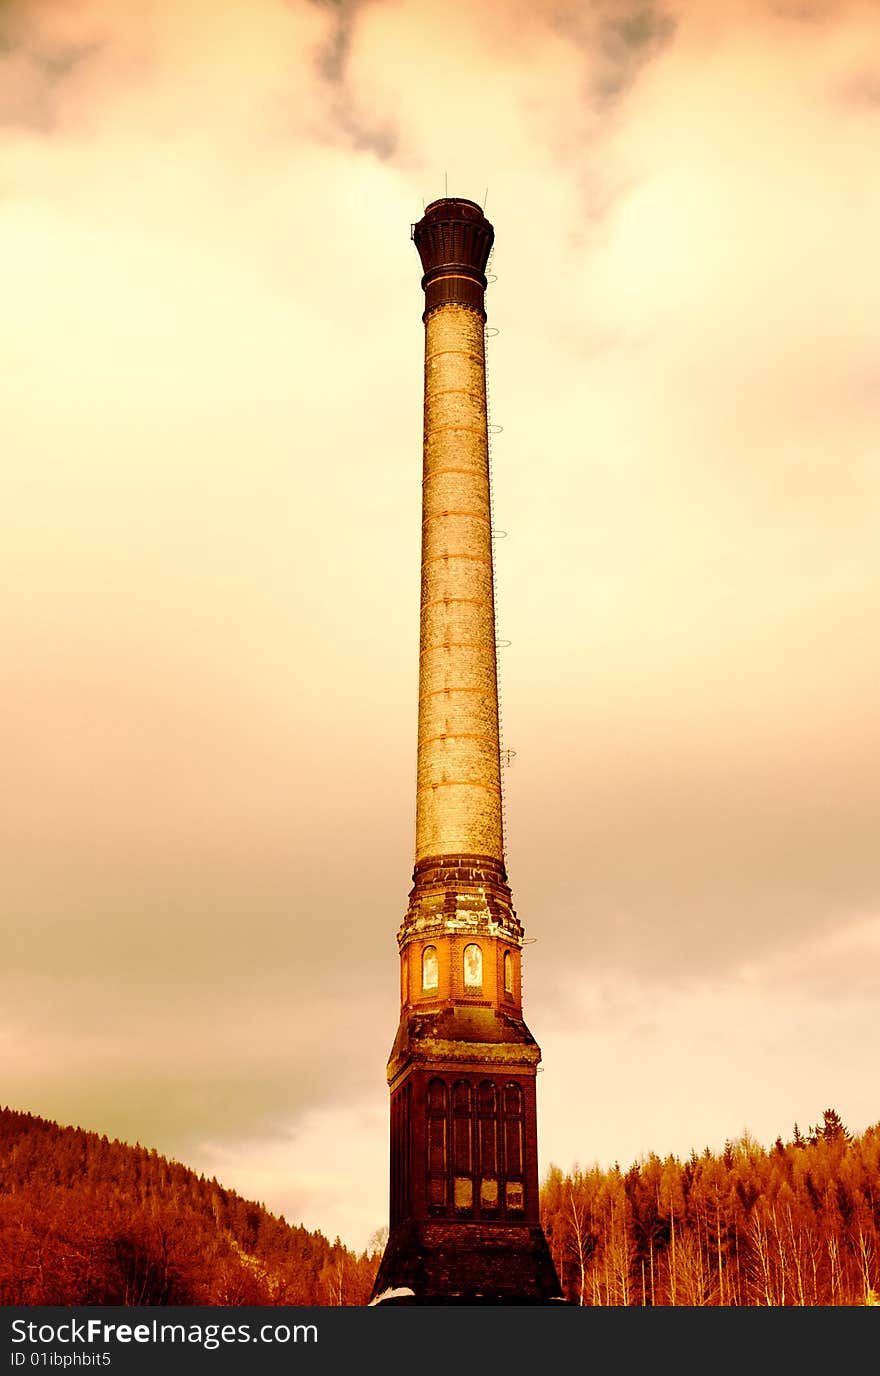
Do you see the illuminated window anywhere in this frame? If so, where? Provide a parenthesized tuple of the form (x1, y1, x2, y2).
(422, 945, 438, 992)
(503, 951, 513, 994)
(505, 1181, 524, 1211)
(463, 943, 482, 990)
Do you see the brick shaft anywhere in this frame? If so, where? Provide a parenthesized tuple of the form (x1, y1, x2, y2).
(416, 305, 503, 865)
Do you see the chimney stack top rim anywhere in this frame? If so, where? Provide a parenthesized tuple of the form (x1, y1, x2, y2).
(421, 197, 487, 221)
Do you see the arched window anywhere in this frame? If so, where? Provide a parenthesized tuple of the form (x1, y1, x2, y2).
(478, 1081, 497, 1117)
(428, 1079, 448, 1114)
(463, 943, 482, 990)
(453, 1080, 472, 1119)
(503, 950, 513, 994)
(453, 1081, 473, 1213)
(427, 1079, 447, 1209)
(504, 1082, 524, 1211)
(422, 945, 438, 992)
(478, 1081, 498, 1211)
(504, 1082, 523, 1117)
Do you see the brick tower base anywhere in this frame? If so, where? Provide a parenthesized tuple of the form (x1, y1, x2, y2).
(369, 997, 563, 1306)
(371, 1220, 561, 1304)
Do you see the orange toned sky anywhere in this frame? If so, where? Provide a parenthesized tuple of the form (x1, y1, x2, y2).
(2, 0, 879, 1251)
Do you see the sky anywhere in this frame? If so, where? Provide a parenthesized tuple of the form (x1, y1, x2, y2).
(2, 0, 879, 1253)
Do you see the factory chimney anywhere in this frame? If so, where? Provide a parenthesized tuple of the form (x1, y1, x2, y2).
(370, 199, 561, 1304)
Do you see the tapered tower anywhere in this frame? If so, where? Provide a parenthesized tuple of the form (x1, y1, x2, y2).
(370, 199, 561, 1304)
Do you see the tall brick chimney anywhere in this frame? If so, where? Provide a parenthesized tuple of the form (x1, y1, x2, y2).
(370, 200, 562, 1304)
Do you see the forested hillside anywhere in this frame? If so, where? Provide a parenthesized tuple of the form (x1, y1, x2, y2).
(0, 1107, 380, 1305)
(540, 1110, 880, 1305)
(4, 1104, 877, 1305)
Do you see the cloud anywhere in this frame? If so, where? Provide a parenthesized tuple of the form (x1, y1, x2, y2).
(551, 0, 677, 105)
(192, 1096, 388, 1251)
(489, 0, 880, 985)
(538, 912, 880, 1177)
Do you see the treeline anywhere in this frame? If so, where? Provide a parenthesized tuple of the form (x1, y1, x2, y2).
(6, 1103, 877, 1306)
(0, 1107, 380, 1305)
(540, 1109, 880, 1306)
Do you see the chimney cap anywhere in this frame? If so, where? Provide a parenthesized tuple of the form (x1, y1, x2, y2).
(412, 197, 494, 320)
(420, 196, 486, 221)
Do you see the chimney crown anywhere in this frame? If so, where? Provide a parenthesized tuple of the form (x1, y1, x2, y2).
(412, 197, 495, 318)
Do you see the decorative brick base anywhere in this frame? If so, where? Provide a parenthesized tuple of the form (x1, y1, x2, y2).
(371, 1221, 561, 1304)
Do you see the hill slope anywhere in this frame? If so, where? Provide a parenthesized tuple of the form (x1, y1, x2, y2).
(4, 1104, 877, 1305)
(0, 1107, 380, 1305)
